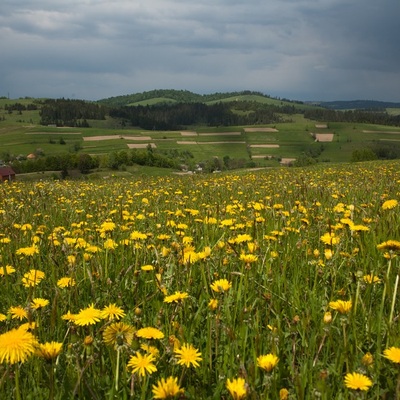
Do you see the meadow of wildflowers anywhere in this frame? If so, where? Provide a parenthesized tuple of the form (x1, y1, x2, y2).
(1, 160, 400, 399)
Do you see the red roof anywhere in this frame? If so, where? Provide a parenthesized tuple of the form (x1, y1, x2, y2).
(0, 166, 16, 176)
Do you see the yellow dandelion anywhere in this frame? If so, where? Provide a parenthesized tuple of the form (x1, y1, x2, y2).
(136, 327, 164, 340)
(257, 353, 279, 372)
(344, 372, 372, 391)
(164, 291, 189, 304)
(0, 314, 7, 322)
(0, 265, 16, 276)
(239, 253, 258, 264)
(103, 238, 118, 250)
(152, 376, 183, 399)
(22, 269, 45, 287)
(320, 232, 340, 246)
(141, 264, 154, 271)
(208, 298, 219, 310)
(210, 278, 232, 293)
(174, 343, 202, 368)
(279, 388, 289, 400)
(127, 352, 157, 377)
(383, 347, 400, 363)
(0, 327, 38, 364)
(61, 311, 76, 322)
(36, 341, 62, 360)
(74, 304, 102, 326)
(101, 303, 126, 321)
(141, 343, 160, 358)
(103, 322, 135, 347)
(382, 199, 398, 210)
(57, 277, 76, 288)
(226, 377, 247, 400)
(329, 300, 352, 314)
(377, 240, 400, 252)
(15, 245, 39, 257)
(31, 298, 49, 310)
(363, 274, 381, 284)
(9, 306, 28, 321)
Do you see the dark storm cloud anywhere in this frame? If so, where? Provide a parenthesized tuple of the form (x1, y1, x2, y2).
(0, 0, 399, 101)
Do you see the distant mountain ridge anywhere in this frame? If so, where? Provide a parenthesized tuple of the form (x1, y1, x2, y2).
(97, 89, 285, 107)
(313, 100, 400, 110)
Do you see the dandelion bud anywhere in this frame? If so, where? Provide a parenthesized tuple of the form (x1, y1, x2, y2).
(362, 352, 374, 366)
(323, 312, 332, 324)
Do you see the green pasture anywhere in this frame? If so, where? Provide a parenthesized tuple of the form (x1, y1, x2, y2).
(1, 100, 400, 166)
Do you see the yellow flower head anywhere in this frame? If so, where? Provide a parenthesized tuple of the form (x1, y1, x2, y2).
(344, 372, 372, 391)
(383, 347, 400, 364)
(57, 277, 76, 288)
(382, 199, 398, 210)
(0, 265, 16, 276)
(31, 298, 49, 310)
(9, 305, 28, 321)
(0, 327, 38, 364)
(101, 303, 126, 321)
(136, 327, 164, 340)
(36, 341, 63, 360)
(74, 304, 102, 326)
(210, 278, 232, 293)
(103, 322, 135, 348)
(329, 300, 352, 314)
(164, 291, 189, 304)
(257, 353, 279, 372)
(152, 376, 183, 399)
(22, 269, 45, 287)
(363, 274, 381, 284)
(174, 343, 202, 368)
(226, 377, 247, 400)
(377, 240, 400, 253)
(127, 352, 157, 377)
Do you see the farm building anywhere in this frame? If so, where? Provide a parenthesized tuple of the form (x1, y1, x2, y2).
(0, 166, 16, 181)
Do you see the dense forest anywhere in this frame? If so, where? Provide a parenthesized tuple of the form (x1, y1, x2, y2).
(34, 90, 400, 129)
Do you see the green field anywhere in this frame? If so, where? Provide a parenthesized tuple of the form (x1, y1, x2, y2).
(1, 98, 400, 171)
(1, 160, 400, 398)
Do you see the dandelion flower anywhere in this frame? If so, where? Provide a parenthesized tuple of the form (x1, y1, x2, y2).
(0, 314, 6, 322)
(141, 264, 154, 271)
(382, 199, 398, 210)
(239, 253, 258, 264)
(22, 269, 45, 287)
(57, 277, 76, 288)
(0, 265, 16, 276)
(136, 327, 164, 340)
(15, 245, 39, 257)
(127, 352, 157, 377)
(61, 311, 76, 322)
(208, 298, 218, 310)
(152, 376, 183, 399)
(101, 303, 126, 321)
(344, 372, 372, 391)
(377, 240, 400, 252)
(9, 306, 27, 321)
(74, 304, 102, 326)
(329, 300, 352, 314)
(323, 312, 332, 324)
(363, 274, 381, 284)
(164, 291, 189, 304)
(0, 327, 37, 364)
(383, 347, 400, 363)
(36, 341, 62, 360)
(257, 353, 279, 372)
(226, 377, 247, 400)
(141, 343, 159, 358)
(210, 278, 232, 293)
(103, 322, 135, 347)
(174, 343, 202, 368)
(31, 298, 49, 310)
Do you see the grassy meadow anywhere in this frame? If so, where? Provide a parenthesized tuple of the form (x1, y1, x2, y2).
(2, 98, 400, 168)
(1, 160, 400, 399)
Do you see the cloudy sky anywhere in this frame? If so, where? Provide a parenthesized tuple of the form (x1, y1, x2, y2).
(1, 0, 399, 102)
